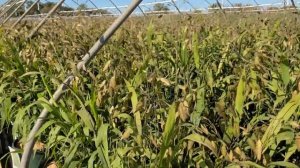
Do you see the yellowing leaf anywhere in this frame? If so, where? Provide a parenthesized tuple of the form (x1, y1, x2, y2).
(268, 161, 299, 168)
(228, 161, 265, 168)
(191, 81, 205, 126)
(279, 62, 290, 87)
(221, 144, 227, 157)
(109, 74, 117, 94)
(192, 33, 200, 69)
(256, 139, 262, 161)
(121, 127, 133, 140)
(235, 69, 246, 118)
(157, 77, 171, 86)
(76, 109, 95, 131)
(134, 111, 142, 145)
(262, 93, 300, 148)
(125, 80, 138, 112)
(102, 60, 111, 72)
(184, 134, 218, 156)
(206, 69, 214, 89)
(228, 150, 233, 161)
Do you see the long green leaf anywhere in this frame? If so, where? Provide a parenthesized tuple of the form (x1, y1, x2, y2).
(191, 81, 205, 126)
(192, 33, 200, 69)
(125, 80, 138, 113)
(227, 161, 265, 168)
(158, 103, 176, 165)
(268, 161, 299, 168)
(262, 93, 300, 148)
(95, 124, 110, 168)
(235, 69, 246, 118)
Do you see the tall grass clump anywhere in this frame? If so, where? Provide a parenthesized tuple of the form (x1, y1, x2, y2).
(0, 14, 300, 167)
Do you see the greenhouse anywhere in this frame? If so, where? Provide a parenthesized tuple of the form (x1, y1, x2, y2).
(0, 0, 300, 167)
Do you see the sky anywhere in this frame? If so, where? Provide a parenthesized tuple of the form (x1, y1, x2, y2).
(61, 0, 292, 9)
(1, 0, 298, 13)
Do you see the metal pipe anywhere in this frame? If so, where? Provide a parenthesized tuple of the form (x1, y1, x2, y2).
(11, 0, 39, 28)
(20, 0, 142, 167)
(171, 0, 182, 14)
(1, 0, 26, 25)
(225, 0, 234, 7)
(290, 0, 296, 8)
(108, 0, 122, 14)
(203, 0, 212, 6)
(0, 0, 15, 11)
(216, 0, 225, 13)
(0, 0, 13, 12)
(138, 5, 146, 16)
(183, 0, 197, 11)
(27, 0, 65, 39)
(253, 0, 259, 6)
(0, 0, 18, 18)
(85, 0, 103, 16)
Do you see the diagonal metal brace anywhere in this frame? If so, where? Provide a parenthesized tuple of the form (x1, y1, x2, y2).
(11, 0, 40, 28)
(27, 0, 65, 39)
(1, 0, 27, 25)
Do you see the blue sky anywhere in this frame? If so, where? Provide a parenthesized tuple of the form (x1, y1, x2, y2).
(61, 0, 288, 9)
(1, 0, 297, 12)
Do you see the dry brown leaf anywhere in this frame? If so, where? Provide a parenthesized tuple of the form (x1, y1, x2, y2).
(102, 60, 111, 72)
(238, 147, 247, 161)
(149, 134, 158, 148)
(178, 101, 189, 122)
(121, 127, 133, 140)
(290, 121, 300, 129)
(109, 74, 116, 94)
(157, 77, 171, 86)
(33, 141, 45, 151)
(234, 147, 244, 160)
(47, 161, 58, 168)
(147, 73, 156, 83)
(187, 140, 194, 151)
(296, 135, 300, 152)
(168, 147, 173, 156)
(99, 80, 106, 88)
(228, 150, 233, 161)
(96, 92, 103, 107)
(200, 125, 209, 135)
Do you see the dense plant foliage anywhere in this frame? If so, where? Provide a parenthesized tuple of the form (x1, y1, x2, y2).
(1, 14, 300, 167)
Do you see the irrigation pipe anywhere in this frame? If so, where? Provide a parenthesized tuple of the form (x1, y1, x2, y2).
(20, 0, 142, 167)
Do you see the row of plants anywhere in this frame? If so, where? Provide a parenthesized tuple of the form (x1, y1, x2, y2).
(0, 13, 300, 167)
